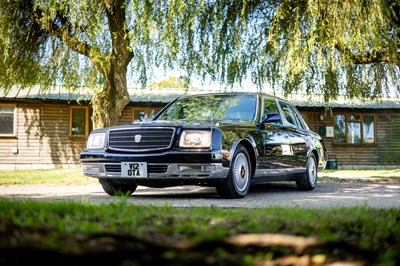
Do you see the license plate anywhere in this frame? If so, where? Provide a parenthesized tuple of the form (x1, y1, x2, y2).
(121, 162, 148, 178)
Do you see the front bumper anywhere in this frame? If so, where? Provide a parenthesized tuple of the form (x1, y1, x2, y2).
(82, 162, 229, 179)
(80, 150, 230, 179)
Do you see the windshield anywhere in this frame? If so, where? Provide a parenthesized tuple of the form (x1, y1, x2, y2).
(156, 94, 257, 122)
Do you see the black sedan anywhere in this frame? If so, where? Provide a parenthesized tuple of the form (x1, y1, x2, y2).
(80, 92, 327, 198)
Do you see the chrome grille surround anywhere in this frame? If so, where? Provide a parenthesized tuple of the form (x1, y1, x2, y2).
(108, 127, 176, 152)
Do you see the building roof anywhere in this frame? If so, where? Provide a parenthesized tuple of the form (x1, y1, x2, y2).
(1, 85, 399, 110)
(285, 94, 400, 110)
(0, 86, 193, 103)
(0, 86, 93, 102)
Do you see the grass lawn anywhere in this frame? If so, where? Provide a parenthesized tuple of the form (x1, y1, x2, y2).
(0, 168, 399, 265)
(0, 199, 399, 265)
(320, 168, 400, 179)
(0, 167, 97, 185)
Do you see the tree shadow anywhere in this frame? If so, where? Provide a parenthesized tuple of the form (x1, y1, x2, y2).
(19, 103, 84, 168)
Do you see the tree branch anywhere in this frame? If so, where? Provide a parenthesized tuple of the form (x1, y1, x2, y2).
(334, 42, 400, 66)
(103, 0, 134, 66)
(30, 10, 94, 58)
(28, 6, 109, 76)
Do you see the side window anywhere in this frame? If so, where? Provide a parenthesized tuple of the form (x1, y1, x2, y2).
(279, 101, 302, 128)
(0, 105, 15, 136)
(70, 107, 93, 137)
(363, 115, 375, 144)
(262, 98, 282, 126)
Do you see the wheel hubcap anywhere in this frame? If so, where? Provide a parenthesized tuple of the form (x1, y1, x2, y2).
(233, 153, 249, 192)
(308, 157, 317, 184)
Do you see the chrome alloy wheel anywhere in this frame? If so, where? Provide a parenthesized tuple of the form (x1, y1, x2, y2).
(232, 153, 250, 192)
(307, 155, 317, 185)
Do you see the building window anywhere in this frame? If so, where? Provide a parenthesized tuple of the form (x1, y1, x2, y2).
(132, 107, 162, 122)
(0, 105, 15, 136)
(70, 107, 93, 137)
(334, 114, 375, 144)
(363, 115, 375, 144)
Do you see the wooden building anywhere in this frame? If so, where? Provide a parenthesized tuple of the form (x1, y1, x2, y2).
(289, 94, 400, 170)
(1, 87, 399, 170)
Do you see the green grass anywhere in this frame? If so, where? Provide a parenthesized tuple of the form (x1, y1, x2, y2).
(1, 168, 400, 265)
(320, 169, 400, 179)
(0, 168, 97, 185)
(0, 199, 399, 265)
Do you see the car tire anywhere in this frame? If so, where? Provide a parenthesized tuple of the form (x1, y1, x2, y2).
(216, 144, 252, 198)
(99, 178, 138, 196)
(296, 153, 317, 190)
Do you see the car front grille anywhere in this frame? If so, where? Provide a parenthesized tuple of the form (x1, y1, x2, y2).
(108, 127, 175, 152)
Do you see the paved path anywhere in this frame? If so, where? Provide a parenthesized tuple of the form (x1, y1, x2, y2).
(1, 178, 399, 208)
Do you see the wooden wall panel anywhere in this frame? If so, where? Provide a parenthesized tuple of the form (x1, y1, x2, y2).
(378, 114, 400, 164)
(302, 110, 399, 169)
(118, 107, 133, 125)
(40, 104, 83, 164)
(0, 102, 88, 168)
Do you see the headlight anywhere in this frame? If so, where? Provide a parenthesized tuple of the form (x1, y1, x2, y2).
(86, 132, 106, 149)
(179, 130, 211, 148)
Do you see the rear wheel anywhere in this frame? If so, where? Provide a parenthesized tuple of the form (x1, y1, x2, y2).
(296, 154, 318, 190)
(99, 179, 137, 196)
(216, 144, 252, 198)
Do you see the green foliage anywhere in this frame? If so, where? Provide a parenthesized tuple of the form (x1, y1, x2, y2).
(268, 0, 400, 99)
(0, 0, 398, 105)
(148, 76, 190, 89)
(0, 0, 105, 92)
(157, 0, 400, 99)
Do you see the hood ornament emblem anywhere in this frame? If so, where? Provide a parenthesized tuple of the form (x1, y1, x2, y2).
(134, 134, 142, 143)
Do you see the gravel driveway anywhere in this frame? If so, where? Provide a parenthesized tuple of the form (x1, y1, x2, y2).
(1, 178, 399, 208)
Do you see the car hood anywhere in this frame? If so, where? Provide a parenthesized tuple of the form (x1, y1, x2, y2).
(106, 119, 256, 131)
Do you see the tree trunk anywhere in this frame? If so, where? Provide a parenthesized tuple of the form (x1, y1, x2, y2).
(91, 61, 130, 129)
(90, 0, 133, 130)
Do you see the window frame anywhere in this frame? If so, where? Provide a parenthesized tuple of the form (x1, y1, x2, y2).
(0, 104, 16, 137)
(278, 100, 308, 130)
(334, 113, 376, 145)
(69, 106, 92, 137)
(261, 97, 282, 124)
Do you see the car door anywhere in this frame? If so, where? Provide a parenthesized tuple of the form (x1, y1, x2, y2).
(257, 97, 294, 171)
(277, 101, 309, 169)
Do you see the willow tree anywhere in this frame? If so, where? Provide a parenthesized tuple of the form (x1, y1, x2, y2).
(149, 0, 400, 100)
(1, 1, 399, 130)
(267, 0, 400, 100)
(184, 0, 400, 100)
(0, 0, 196, 129)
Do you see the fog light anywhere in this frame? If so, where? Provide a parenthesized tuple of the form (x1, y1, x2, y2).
(178, 165, 201, 172)
(83, 164, 102, 174)
(178, 165, 216, 172)
(201, 165, 216, 172)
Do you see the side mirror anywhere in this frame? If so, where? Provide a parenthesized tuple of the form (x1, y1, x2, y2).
(263, 113, 281, 123)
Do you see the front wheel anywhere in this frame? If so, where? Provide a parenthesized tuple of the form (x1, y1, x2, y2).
(216, 144, 252, 198)
(296, 154, 318, 190)
(99, 179, 137, 196)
